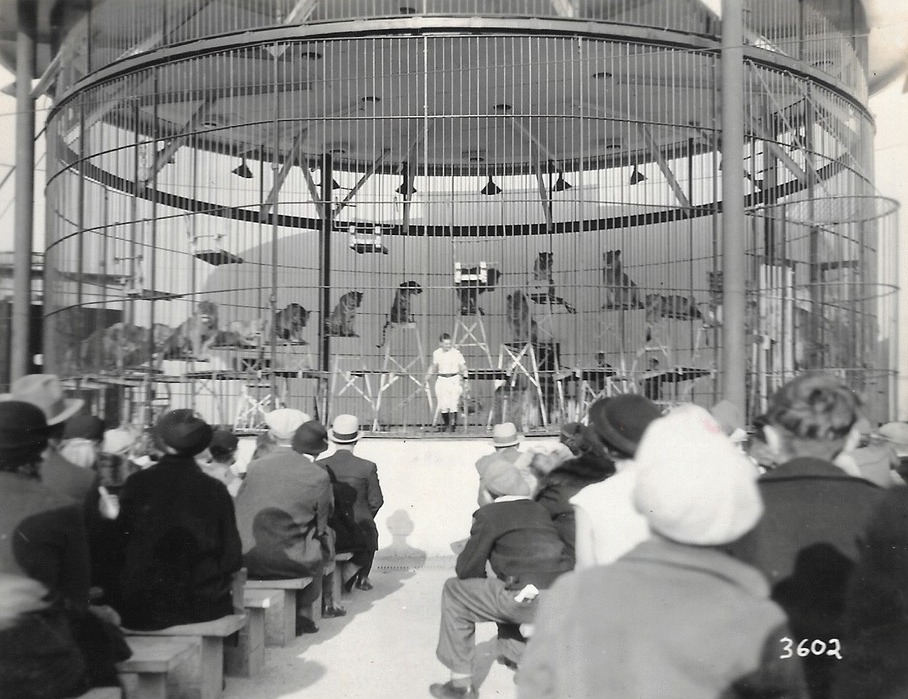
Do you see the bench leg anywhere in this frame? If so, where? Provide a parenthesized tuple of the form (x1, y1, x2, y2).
(262, 590, 296, 647)
(135, 672, 167, 699)
(225, 609, 265, 677)
(199, 637, 224, 699)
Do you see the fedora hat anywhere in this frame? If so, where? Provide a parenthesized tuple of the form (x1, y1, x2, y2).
(588, 394, 662, 458)
(491, 422, 519, 448)
(0, 401, 50, 468)
(1, 374, 84, 426)
(154, 409, 212, 456)
(330, 414, 361, 444)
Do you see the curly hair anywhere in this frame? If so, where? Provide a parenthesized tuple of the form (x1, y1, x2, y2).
(762, 372, 862, 442)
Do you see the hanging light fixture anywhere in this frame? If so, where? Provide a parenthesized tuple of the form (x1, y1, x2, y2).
(480, 174, 502, 196)
(232, 156, 253, 179)
(316, 177, 342, 190)
(552, 170, 572, 192)
(629, 165, 646, 185)
(396, 161, 416, 195)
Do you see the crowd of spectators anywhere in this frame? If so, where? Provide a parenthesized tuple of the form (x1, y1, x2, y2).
(2, 369, 908, 699)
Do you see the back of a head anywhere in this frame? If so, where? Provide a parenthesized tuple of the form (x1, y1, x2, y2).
(62, 414, 105, 442)
(481, 456, 531, 499)
(154, 409, 213, 457)
(209, 429, 239, 462)
(633, 404, 763, 546)
(292, 420, 329, 457)
(588, 394, 662, 459)
(0, 401, 50, 474)
(764, 373, 861, 442)
(264, 408, 310, 442)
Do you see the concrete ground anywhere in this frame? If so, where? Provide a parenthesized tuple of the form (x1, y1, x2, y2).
(224, 557, 518, 699)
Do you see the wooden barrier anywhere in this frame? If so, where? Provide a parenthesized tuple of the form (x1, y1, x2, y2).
(123, 615, 246, 699)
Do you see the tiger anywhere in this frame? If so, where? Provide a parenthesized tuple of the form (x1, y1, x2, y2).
(377, 281, 422, 348)
(326, 291, 364, 337)
(505, 290, 539, 344)
(274, 302, 310, 343)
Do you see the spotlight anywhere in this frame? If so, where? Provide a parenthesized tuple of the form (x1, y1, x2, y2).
(316, 178, 342, 190)
(480, 175, 502, 196)
(629, 165, 646, 185)
(552, 171, 572, 192)
(232, 157, 253, 179)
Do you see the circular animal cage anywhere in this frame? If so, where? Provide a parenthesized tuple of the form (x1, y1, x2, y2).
(42, 1, 899, 432)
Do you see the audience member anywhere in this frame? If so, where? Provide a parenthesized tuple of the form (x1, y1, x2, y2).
(518, 404, 807, 699)
(726, 372, 886, 699)
(1, 374, 99, 507)
(429, 457, 573, 699)
(0, 401, 130, 695)
(234, 409, 330, 634)
(567, 394, 663, 568)
(96, 425, 142, 492)
(293, 420, 346, 618)
(475, 422, 536, 505)
(833, 488, 908, 699)
(59, 415, 105, 469)
(115, 409, 242, 630)
(318, 414, 384, 591)
(877, 421, 908, 485)
(200, 428, 242, 496)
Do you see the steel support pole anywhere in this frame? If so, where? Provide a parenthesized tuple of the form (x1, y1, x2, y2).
(721, 0, 747, 414)
(319, 153, 334, 418)
(11, 0, 36, 382)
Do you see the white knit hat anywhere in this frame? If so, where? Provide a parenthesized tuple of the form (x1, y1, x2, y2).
(633, 403, 763, 546)
(264, 408, 311, 441)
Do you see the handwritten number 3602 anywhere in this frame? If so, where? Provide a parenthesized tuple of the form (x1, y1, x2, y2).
(780, 637, 842, 660)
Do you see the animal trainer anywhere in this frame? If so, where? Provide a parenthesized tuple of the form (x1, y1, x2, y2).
(425, 333, 468, 432)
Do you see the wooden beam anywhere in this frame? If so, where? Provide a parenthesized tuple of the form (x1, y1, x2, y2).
(641, 126, 691, 209)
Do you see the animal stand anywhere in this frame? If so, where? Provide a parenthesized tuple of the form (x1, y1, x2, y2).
(493, 342, 551, 429)
(233, 375, 284, 431)
(452, 313, 494, 371)
(377, 323, 430, 430)
(331, 357, 383, 431)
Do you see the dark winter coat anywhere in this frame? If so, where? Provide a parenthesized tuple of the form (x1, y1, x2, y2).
(318, 450, 384, 550)
(533, 451, 615, 560)
(115, 454, 243, 630)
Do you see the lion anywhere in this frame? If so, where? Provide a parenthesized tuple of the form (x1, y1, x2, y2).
(160, 300, 220, 360)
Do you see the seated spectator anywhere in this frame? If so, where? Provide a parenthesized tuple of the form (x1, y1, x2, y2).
(0, 402, 130, 696)
(726, 372, 887, 699)
(200, 428, 242, 496)
(318, 414, 384, 592)
(234, 409, 329, 634)
(569, 394, 663, 568)
(59, 415, 105, 470)
(96, 425, 143, 493)
(877, 421, 908, 486)
(536, 398, 661, 564)
(518, 404, 807, 699)
(429, 458, 573, 699)
(115, 409, 242, 630)
(475, 423, 537, 505)
(2, 374, 99, 508)
(833, 488, 908, 698)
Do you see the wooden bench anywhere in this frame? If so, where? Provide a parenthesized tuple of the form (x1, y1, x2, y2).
(77, 688, 124, 699)
(224, 589, 279, 677)
(332, 552, 356, 600)
(245, 577, 315, 647)
(123, 615, 246, 699)
(116, 636, 193, 699)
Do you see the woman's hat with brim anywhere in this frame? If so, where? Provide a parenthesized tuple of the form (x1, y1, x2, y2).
(292, 420, 329, 457)
(154, 409, 212, 457)
(0, 401, 51, 468)
(491, 422, 520, 448)
(329, 414, 361, 444)
(0, 374, 84, 426)
(588, 394, 662, 458)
